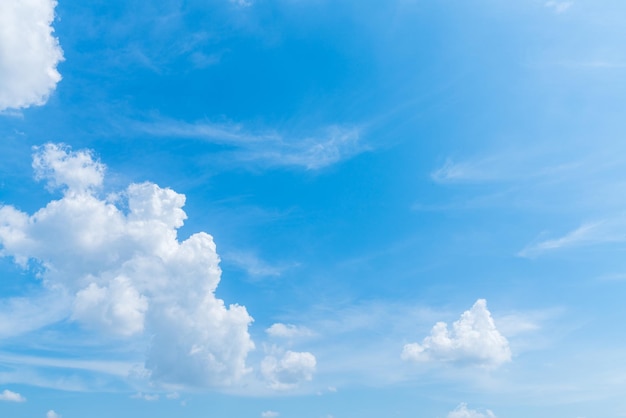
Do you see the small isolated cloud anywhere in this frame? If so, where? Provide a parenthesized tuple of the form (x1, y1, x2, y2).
(0, 144, 255, 388)
(0, 389, 26, 402)
(545, 1, 572, 14)
(131, 392, 159, 401)
(266, 323, 313, 339)
(0, 0, 64, 111)
(261, 350, 317, 390)
(402, 299, 511, 367)
(261, 411, 279, 418)
(136, 119, 366, 170)
(230, 0, 253, 6)
(46, 411, 60, 418)
(224, 251, 286, 278)
(447, 403, 496, 418)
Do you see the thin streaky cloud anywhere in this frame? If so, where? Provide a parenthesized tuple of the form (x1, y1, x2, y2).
(544, 1, 572, 14)
(222, 251, 292, 278)
(135, 119, 367, 170)
(0, 352, 137, 377)
(518, 219, 626, 258)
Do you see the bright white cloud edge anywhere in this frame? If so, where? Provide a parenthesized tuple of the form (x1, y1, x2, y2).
(402, 299, 511, 367)
(0, 0, 63, 111)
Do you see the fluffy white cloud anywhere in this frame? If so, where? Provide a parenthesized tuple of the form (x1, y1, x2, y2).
(0, 144, 254, 387)
(261, 350, 316, 390)
(0, 0, 63, 111)
(402, 299, 511, 367)
(266, 323, 313, 339)
(0, 389, 26, 402)
(33, 144, 105, 193)
(261, 411, 279, 418)
(46, 411, 60, 418)
(447, 403, 496, 418)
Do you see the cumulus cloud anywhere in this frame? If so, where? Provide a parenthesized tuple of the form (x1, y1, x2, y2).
(402, 300, 511, 367)
(261, 411, 279, 418)
(32, 144, 105, 193)
(0, 0, 63, 111)
(0, 389, 26, 402)
(447, 403, 496, 418)
(46, 411, 60, 418)
(0, 144, 255, 387)
(261, 350, 316, 390)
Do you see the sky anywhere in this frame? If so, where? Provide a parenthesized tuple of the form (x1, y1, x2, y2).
(1, 0, 626, 417)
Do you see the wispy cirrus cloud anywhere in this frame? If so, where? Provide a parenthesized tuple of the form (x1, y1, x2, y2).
(135, 119, 367, 170)
(222, 251, 295, 279)
(518, 216, 626, 258)
(545, 1, 572, 14)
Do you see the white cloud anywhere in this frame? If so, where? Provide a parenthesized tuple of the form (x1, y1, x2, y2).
(266, 323, 313, 339)
(402, 299, 511, 367)
(46, 410, 60, 418)
(0, 144, 255, 388)
(135, 119, 366, 170)
(131, 392, 159, 401)
(0, 389, 26, 402)
(224, 251, 287, 278)
(230, 0, 253, 6)
(545, 1, 572, 14)
(33, 143, 105, 194)
(0, 0, 63, 111)
(518, 219, 626, 258)
(261, 350, 316, 390)
(447, 403, 496, 418)
(261, 411, 279, 418)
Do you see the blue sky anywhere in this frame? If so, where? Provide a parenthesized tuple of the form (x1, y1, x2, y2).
(1, 0, 626, 417)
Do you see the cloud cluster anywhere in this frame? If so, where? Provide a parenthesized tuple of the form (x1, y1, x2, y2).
(402, 300, 511, 367)
(261, 350, 316, 390)
(0, 389, 26, 402)
(0, 144, 255, 387)
(0, 0, 63, 111)
(447, 403, 496, 418)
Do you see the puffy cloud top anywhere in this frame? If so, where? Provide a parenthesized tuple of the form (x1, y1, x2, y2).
(402, 299, 511, 367)
(33, 143, 105, 193)
(0, 144, 254, 387)
(0, 0, 63, 111)
(0, 389, 26, 402)
(261, 350, 317, 390)
(447, 403, 497, 418)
